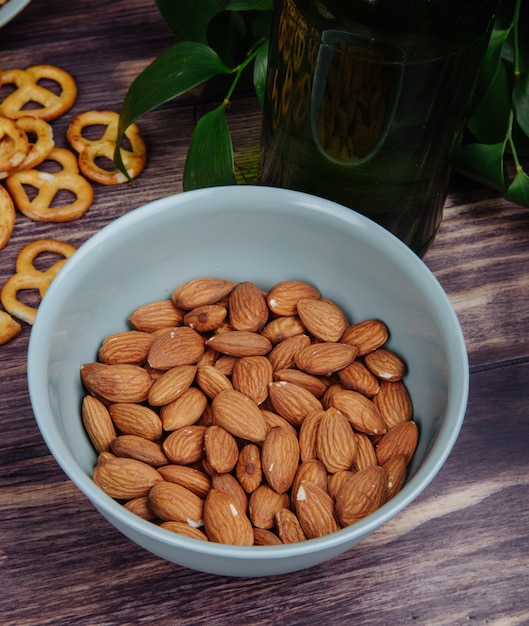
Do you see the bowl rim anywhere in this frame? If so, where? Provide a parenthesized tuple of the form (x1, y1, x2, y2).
(28, 185, 469, 560)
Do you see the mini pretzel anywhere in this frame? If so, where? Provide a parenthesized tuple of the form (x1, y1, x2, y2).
(0, 238, 76, 325)
(0, 65, 77, 121)
(0, 115, 29, 178)
(0, 310, 21, 345)
(0, 185, 15, 250)
(67, 110, 146, 184)
(9, 116, 55, 173)
(5, 147, 94, 222)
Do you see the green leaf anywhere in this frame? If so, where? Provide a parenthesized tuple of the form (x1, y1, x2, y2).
(155, 0, 230, 42)
(183, 104, 237, 190)
(505, 168, 529, 207)
(253, 40, 269, 106)
(468, 61, 511, 143)
(513, 72, 529, 137)
(471, 27, 511, 107)
(452, 141, 507, 192)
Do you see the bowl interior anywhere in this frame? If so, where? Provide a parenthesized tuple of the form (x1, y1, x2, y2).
(28, 185, 468, 571)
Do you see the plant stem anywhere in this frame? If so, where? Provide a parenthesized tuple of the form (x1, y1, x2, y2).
(224, 41, 265, 104)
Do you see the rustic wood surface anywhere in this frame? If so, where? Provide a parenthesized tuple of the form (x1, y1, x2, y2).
(1, 1, 529, 624)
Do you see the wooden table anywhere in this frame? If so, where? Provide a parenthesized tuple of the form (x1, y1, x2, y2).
(2, 1, 528, 624)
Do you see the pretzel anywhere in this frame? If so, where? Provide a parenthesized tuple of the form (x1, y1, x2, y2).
(0, 65, 77, 121)
(5, 147, 94, 222)
(0, 238, 76, 325)
(0, 115, 29, 178)
(9, 116, 55, 173)
(67, 110, 146, 184)
(0, 184, 15, 250)
(0, 310, 21, 345)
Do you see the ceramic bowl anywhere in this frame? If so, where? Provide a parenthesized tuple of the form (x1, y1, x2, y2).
(27, 185, 468, 577)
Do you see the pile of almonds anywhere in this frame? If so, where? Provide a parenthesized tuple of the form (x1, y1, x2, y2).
(80, 278, 419, 546)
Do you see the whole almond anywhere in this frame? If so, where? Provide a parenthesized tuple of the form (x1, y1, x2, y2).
(82, 395, 117, 453)
(338, 360, 381, 397)
(171, 277, 235, 310)
(206, 330, 272, 357)
(276, 508, 307, 543)
(111, 434, 169, 467)
(229, 281, 269, 332)
(158, 464, 211, 498)
(147, 326, 205, 370)
(148, 481, 204, 526)
(260, 315, 306, 344)
(253, 528, 283, 545)
(374, 380, 413, 428)
(235, 443, 263, 493)
(341, 319, 389, 355)
(196, 364, 233, 398)
(212, 389, 269, 442)
(296, 297, 349, 342)
(183, 304, 227, 332)
(232, 355, 273, 405)
(364, 348, 406, 381)
(266, 280, 320, 316)
(203, 489, 254, 545)
(92, 457, 163, 499)
(262, 426, 300, 494)
(268, 380, 323, 427)
(327, 469, 356, 501)
(267, 333, 312, 370)
(294, 342, 358, 376)
(128, 299, 184, 332)
(123, 496, 157, 521)
(375, 420, 419, 465)
(294, 481, 340, 539)
(147, 364, 197, 406)
(330, 389, 387, 435)
(204, 425, 239, 473)
(213, 354, 237, 376)
(162, 425, 207, 464)
(335, 466, 388, 526)
(291, 459, 328, 507)
(160, 387, 208, 431)
(211, 472, 249, 515)
(381, 454, 408, 500)
(161, 521, 209, 541)
(298, 408, 324, 461)
(80, 362, 152, 404)
(316, 407, 357, 473)
(108, 403, 163, 441)
(273, 368, 328, 398)
(248, 484, 290, 529)
(354, 432, 378, 470)
(98, 330, 155, 365)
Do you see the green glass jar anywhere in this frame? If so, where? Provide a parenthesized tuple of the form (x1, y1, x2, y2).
(260, 0, 499, 255)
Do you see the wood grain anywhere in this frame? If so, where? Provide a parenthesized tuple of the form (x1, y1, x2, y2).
(1, 1, 529, 624)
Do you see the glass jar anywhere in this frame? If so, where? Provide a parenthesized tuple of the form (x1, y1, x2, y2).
(259, 0, 499, 255)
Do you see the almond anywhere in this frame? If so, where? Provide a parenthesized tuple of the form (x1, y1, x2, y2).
(228, 281, 269, 332)
(298, 408, 324, 461)
(213, 354, 237, 376)
(354, 432, 378, 470)
(364, 348, 406, 381)
(82, 394, 117, 453)
(148, 481, 204, 526)
(381, 454, 408, 499)
(275, 508, 307, 543)
(338, 360, 380, 397)
(327, 469, 356, 501)
(162, 425, 207, 464)
(341, 319, 389, 356)
(158, 464, 211, 498)
(204, 425, 239, 473)
(111, 434, 169, 467)
(294, 342, 358, 376)
(291, 458, 328, 507)
(128, 299, 184, 332)
(262, 426, 300, 494)
(374, 380, 413, 428)
(266, 280, 320, 316)
(268, 380, 323, 427)
(316, 407, 356, 473)
(267, 333, 311, 370)
(212, 389, 269, 442)
(183, 304, 227, 332)
(196, 364, 233, 398)
(260, 315, 306, 344)
(160, 387, 208, 431)
(108, 403, 163, 441)
(171, 277, 235, 310)
(161, 521, 209, 541)
(147, 364, 197, 406)
(375, 420, 419, 465)
(232, 355, 273, 405)
(203, 489, 254, 545)
(294, 481, 340, 539)
(211, 472, 249, 515)
(253, 528, 283, 545)
(98, 330, 155, 365)
(260, 409, 298, 437)
(205, 330, 272, 357)
(273, 368, 328, 398)
(296, 297, 349, 342)
(123, 496, 157, 521)
(330, 389, 387, 435)
(335, 466, 388, 526)
(147, 326, 205, 370)
(235, 443, 263, 493)
(248, 484, 290, 529)
(80, 362, 153, 404)
(92, 457, 163, 499)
